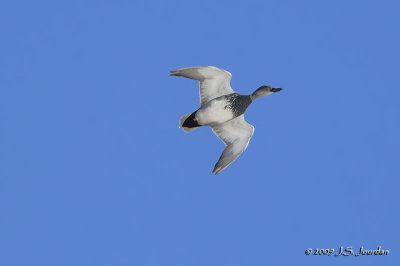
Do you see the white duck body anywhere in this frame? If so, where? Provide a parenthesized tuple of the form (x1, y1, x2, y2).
(195, 95, 236, 126)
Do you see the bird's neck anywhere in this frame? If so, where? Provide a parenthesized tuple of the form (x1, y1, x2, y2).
(249, 94, 258, 101)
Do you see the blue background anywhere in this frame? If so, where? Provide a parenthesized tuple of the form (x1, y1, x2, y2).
(1, 0, 399, 265)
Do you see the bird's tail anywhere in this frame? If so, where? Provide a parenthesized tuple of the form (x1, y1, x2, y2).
(179, 111, 201, 133)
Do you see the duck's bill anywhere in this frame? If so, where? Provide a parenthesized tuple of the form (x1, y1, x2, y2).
(271, 88, 282, 92)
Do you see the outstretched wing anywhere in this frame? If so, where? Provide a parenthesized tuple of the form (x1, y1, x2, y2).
(170, 66, 234, 105)
(211, 115, 254, 175)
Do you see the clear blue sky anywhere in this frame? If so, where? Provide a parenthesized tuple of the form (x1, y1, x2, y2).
(1, 0, 399, 265)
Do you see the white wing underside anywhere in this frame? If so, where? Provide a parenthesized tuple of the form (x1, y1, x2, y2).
(170, 66, 234, 105)
(211, 115, 254, 175)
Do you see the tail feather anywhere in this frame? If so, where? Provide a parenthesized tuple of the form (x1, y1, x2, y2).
(179, 111, 200, 133)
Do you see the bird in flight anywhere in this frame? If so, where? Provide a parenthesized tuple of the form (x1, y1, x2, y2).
(170, 66, 282, 175)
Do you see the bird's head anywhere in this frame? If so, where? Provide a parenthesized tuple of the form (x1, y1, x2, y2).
(250, 85, 282, 100)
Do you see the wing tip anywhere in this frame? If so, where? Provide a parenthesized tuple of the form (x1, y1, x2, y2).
(212, 164, 223, 175)
(169, 70, 181, 76)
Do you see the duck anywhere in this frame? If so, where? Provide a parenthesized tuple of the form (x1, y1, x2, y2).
(170, 66, 282, 175)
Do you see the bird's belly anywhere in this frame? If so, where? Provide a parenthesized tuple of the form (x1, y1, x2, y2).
(196, 101, 234, 125)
